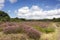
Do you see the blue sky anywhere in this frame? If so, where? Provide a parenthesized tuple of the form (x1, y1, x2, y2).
(0, 0, 60, 19)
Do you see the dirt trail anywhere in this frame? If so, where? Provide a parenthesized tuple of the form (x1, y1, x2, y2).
(57, 27, 60, 40)
(53, 23, 60, 40)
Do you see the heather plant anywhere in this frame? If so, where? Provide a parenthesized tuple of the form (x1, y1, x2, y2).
(20, 25, 41, 40)
(3, 24, 41, 40)
(3, 26, 24, 34)
(20, 36, 26, 40)
(26, 29, 41, 40)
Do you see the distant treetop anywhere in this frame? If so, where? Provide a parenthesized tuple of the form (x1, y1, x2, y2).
(0, 11, 10, 21)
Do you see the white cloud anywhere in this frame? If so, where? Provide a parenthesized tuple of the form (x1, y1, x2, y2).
(9, 0, 17, 3)
(18, 7, 29, 14)
(16, 5, 60, 19)
(0, 0, 5, 3)
(0, 4, 4, 9)
(0, 0, 5, 10)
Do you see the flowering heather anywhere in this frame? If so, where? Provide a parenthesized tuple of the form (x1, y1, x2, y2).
(3, 22, 41, 40)
(21, 21, 50, 28)
(18, 24, 41, 40)
(3, 22, 22, 34)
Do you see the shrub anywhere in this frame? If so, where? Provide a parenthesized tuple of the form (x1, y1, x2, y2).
(3, 26, 24, 34)
(20, 25, 41, 40)
(3, 24, 41, 40)
(26, 29, 41, 40)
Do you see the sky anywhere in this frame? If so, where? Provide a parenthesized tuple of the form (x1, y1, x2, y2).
(0, 0, 60, 19)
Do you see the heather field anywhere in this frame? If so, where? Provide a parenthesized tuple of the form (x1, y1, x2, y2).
(0, 21, 60, 40)
(0, 0, 60, 40)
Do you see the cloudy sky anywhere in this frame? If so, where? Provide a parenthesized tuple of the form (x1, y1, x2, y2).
(0, 0, 60, 19)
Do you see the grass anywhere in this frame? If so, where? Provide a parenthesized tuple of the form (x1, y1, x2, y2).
(0, 32, 28, 40)
(32, 25, 55, 33)
(39, 23, 60, 40)
(40, 32, 57, 40)
(56, 27, 60, 40)
(0, 32, 40, 40)
(0, 28, 3, 32)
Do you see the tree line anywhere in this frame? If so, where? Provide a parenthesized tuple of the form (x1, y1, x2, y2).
(0, 11, 60, 22)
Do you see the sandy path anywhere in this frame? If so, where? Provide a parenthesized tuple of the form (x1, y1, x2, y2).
(53, 23, 60, 40)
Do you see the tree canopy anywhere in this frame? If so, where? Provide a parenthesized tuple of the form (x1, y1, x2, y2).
(0, 11, 10, 21)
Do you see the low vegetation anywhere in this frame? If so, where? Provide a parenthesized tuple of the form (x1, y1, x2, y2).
(0, 11, 60, 40)
(33, 26, 55, 33)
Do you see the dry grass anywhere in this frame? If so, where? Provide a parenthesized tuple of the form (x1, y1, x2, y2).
(40, 23, 60, 40)
(0, 32, 29, 40)
(40, 29, 57, 40)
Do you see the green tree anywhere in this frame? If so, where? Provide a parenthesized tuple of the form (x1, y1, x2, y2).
(0, 11, 10, 22)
